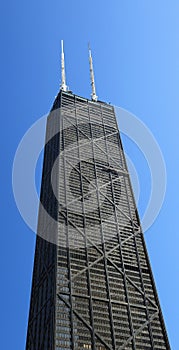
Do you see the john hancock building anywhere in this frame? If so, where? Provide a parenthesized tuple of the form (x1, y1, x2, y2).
(26, 42, 170, 350)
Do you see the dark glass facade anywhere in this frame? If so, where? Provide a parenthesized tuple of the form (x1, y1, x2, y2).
(26, 91, 170, 349)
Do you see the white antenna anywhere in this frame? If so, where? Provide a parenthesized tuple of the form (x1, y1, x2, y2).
(60, 40, 67, 91)
(88, 44, 98, 102)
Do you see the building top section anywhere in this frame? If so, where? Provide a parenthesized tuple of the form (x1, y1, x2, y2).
(51, 90, 112, 113)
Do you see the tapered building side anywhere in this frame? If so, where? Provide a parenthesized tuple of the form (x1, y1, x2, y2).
(26, 46, 170, 350)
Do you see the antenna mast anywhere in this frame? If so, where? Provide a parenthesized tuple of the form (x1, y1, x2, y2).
(60, 40, 67, 91)
(88, 44, 98, 102)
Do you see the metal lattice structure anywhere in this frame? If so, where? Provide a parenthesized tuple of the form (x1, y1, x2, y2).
(26, 91, 170, 350)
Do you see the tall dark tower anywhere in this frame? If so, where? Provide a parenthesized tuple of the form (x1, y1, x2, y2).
(26, 43, 170, 350)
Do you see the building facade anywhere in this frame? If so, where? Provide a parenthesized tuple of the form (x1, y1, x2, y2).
(26, 90, 170, 350)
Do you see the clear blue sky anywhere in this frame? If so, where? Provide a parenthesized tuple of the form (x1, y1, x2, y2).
(1, 1, 178, 349)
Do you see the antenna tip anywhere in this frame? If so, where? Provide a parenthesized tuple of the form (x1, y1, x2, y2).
(88, 42, 91, 55)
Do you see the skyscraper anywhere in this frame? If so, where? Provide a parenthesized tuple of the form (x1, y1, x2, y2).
(26, 43, 170, 350)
